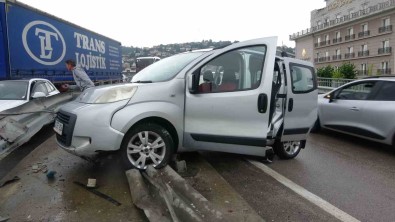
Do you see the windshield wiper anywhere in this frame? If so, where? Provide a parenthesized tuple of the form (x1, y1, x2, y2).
(132, 80, 153, 83)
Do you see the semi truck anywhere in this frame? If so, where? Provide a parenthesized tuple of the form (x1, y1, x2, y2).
(0, 0, 122, 84)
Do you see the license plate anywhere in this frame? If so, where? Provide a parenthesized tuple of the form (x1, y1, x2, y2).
(54, 120, 64, 135)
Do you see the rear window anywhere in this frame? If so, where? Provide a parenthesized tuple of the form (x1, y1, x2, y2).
(289, 64, 316, 93)
(373, 81, 395, 101)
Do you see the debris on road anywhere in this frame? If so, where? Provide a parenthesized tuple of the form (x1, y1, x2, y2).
(87, 178, 97, 188)
(0, 176, 20, 188)
(73, 181, 122, 206)
(32, 164, 39, 173)
(46, 171, 56, 179)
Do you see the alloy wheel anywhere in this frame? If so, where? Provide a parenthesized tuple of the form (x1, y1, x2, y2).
(126, 131, 166, 169)
(283, 141, 301, 156)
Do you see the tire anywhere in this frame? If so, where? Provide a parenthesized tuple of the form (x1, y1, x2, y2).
(120, 123, 174, 170)
(310, 118, 321, 133)
(274, 140, 302, 159)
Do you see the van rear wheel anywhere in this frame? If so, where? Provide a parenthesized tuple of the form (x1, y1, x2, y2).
(120, 123, 174, 170)
(274, 140, 301, 159)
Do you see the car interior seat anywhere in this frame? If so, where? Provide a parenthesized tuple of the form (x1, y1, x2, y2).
(199, 70, 214, 93)
(217, 69, 237, 92)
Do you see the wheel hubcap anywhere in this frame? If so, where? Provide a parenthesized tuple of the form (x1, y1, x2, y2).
(283, 141, 301, 155)
(126, 131, 166, 169)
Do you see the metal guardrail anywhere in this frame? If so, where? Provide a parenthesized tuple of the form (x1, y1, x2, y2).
(0, 93, 77, 160)
(317, 77, 355, 93)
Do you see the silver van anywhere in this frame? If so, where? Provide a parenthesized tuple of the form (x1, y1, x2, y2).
(54, 37, 318, 169)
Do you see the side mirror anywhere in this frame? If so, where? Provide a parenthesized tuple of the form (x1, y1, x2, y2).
(188, 72, 199, 94)
(31, 92, 46, 99)
(324, 93, 334, 103)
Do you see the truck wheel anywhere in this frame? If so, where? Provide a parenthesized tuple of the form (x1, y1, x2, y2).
(274, 141, 301, 159)
(121, 123, 174, 170)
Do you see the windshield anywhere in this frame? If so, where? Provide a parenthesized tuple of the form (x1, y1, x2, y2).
(0, 81, 29, 100)
(132, 52, 205, 83)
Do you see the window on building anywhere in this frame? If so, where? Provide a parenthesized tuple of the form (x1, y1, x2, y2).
(349, 9, 354, 16)
(382, 61, 389, 70)
(349, 47, 354, 53)
(336, 32, 341, 39)
(325, 51, 329, 58)
(361, 3, 368, 11)
(336, 49, 341, 56)
(316, 53, 320, 59)
(361, 63, 367, 75)
(317, 21, 322, 26)
(348, 28, 354, 35)
(362, 24, 368, 32)
(383, 40, 390, 48)
(325, 18, 330, 24)
(361, 44, 368, 52)
(383, 18, 390, 27)
(317, 37, 321, 43)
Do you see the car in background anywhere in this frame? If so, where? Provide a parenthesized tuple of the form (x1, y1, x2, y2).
(0, 79, 60, 112)
(314, 76, 395, 147)
(136, 57, 161, 73)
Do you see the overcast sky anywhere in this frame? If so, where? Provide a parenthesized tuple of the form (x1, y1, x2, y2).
(19, 0, 326, 48)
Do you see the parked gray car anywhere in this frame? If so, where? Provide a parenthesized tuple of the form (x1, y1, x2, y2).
(55, 37, 318, 170)
(315, 77, 395, 146)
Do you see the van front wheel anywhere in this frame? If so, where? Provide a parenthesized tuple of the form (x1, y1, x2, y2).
(274, 140, 301, 159)
(121, 123, 174, 170)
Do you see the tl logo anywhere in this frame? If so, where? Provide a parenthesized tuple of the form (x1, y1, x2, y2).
(22, 20, 66, 65)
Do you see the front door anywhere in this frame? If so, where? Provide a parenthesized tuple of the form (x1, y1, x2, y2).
(184, 37, 277, 156)
(320, 80, 379, 137)
(281, 59, 318, 141)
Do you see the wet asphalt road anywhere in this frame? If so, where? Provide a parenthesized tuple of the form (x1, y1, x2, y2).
(2, 126, 395, 221)
(206, 130, 395, 222)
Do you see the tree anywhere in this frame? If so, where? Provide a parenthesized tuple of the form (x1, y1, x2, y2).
(332, 69, 344, 79)
(317, 65, 334, 78)
(338, 63, 357, 79)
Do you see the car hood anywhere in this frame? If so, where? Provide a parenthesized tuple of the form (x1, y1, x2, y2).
(0, 100, 28, 112)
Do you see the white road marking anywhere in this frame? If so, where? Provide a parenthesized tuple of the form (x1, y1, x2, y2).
(247, 159, 360, 222)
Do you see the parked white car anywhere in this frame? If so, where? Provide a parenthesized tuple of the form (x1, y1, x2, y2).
(55, 37, 318, 170)
(315, 77, 395, 146)
(0, 78, 60, 112)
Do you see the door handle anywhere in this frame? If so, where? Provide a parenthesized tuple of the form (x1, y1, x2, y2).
(257, 93, 268, 113)
(288, 98, 294, 112)
(350, 107, 360, 111)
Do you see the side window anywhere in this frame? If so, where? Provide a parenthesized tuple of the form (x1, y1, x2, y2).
(373, 82, 395, 101)
(290, 64, 316, 93)
(335, 82, 375, 100)
(198, 46, 266, 93)
(32, 82, 48, 96)
(44, 82, 55, 93)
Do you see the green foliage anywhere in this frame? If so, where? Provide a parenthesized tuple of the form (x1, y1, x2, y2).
(338, 63, 357, 79)
(317, 65, 334, 78)
(368, 64, 374, 76)
(332, 69, 344, 79)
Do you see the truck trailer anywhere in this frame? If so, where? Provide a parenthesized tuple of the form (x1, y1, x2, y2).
(0, 0, 122, 83)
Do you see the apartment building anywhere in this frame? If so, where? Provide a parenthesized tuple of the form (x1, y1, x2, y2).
(290, 0, 395, 76)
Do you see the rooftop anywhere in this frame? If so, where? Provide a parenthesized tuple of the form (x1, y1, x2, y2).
(290, 0, 395, 40)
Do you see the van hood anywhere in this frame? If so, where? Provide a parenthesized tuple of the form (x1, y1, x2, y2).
(0, 100, 27, 112)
